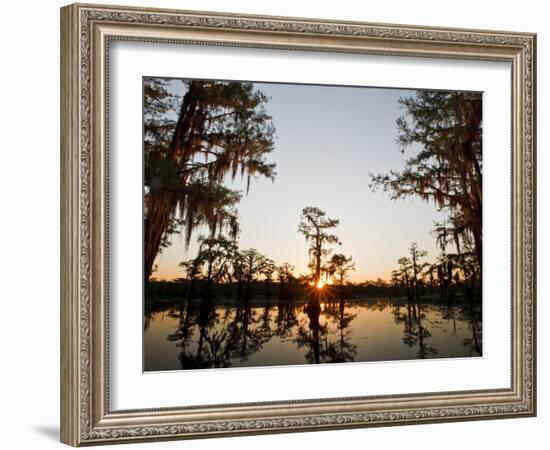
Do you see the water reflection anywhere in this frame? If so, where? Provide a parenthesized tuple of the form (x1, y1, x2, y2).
(144, 295, 482, 371)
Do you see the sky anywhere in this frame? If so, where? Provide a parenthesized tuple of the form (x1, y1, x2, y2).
(150, 79, 446, 283)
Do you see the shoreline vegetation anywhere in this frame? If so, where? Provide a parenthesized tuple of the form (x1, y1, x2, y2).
(145, 280, 480, 306)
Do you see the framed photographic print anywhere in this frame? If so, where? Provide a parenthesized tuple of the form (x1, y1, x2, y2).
(60, 3, 536, 446)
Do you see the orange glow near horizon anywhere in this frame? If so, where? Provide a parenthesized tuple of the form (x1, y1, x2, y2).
(316, 280, 325, 289)
(151, 268, 378, 285)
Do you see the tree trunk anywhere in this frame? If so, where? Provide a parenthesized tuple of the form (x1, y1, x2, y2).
(412, 256, 418, 301)
(143, 82, 200, 281)
(315, 236, 321, 284)
(472, 227, 482, 284)
(144, 191, 175, 280)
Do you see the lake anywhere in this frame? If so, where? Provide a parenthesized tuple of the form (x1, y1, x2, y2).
(144, 297, 481, 371)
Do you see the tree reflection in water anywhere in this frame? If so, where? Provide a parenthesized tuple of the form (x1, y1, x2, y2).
(173, 295, 273, 369)
(144, 295, 481, 371)
(391, 298, 482, 359)
(295, 290, 357, 364)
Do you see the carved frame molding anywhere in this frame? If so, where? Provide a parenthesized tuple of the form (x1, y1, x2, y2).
(60, 3, 536, 446)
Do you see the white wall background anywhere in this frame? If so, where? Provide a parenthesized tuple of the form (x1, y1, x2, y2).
(0, 0, 546, 449)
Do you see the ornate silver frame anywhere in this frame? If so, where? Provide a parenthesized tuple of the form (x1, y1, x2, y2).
(60, 3, 536, 446)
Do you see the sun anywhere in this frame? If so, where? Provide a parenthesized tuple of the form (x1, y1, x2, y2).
(316, 280, 325, 289)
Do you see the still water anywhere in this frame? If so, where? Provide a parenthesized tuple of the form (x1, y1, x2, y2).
(144, 298, 482, 371)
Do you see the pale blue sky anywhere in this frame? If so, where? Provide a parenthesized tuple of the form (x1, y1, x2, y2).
(151, 80, 445, 282)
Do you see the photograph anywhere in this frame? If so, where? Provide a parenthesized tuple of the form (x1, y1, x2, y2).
(143, 77, 483, 371)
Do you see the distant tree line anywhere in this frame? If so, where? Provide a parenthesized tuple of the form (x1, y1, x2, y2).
(173, 238, 300, 302)
(390, 242, 480, 302)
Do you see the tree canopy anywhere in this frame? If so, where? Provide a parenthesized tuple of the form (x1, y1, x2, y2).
(370, 90, 482, 284)
(297, 206, 341, 285)
(144, 78, 277, 280)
